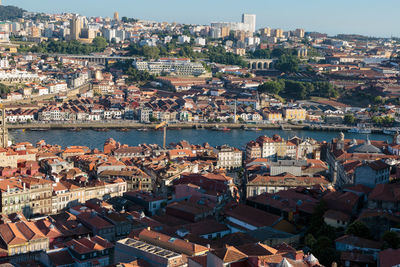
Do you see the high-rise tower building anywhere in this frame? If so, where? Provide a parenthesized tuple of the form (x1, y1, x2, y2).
(114, 12, 119, 21)
(295, 28, 305, 38)
(242, 13, 256, 33)
(70, 16, 81, 40)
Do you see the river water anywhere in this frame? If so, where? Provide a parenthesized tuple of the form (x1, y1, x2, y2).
(9, 128, 392, 150)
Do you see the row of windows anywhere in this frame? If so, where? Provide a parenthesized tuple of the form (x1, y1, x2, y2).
(10, 243, 47, 255)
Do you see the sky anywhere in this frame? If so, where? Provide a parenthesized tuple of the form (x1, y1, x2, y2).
(5, 0, 400, 37)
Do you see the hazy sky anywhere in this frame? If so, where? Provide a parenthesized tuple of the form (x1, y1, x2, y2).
(5, 0, 400, 37)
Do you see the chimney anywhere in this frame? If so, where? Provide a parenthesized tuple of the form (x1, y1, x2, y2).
(7, 185, 9, 193)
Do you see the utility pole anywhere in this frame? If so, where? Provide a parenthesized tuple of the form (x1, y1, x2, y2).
(234, 100, 237, 123)
(163, 126, 167, 149)
(0, 104, 7, 148)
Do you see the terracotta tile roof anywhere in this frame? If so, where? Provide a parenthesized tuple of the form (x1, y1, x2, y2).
(48, 250, 75, 266)
(224, 204, 281, 228)
(66, 235, 113, 254)
(235, 242, 278, 256)
(212, 245, 248, 263)
(379, 248, 400, 267)
(335, 235, 382, 249)
(324, 209, 350, 222)
(77, 212, 113, 229)
(0, 221, 47, 246)
(369, 184, 400, 202)
(131, 228, 209, 256)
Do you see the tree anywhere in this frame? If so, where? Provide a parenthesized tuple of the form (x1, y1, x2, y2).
(308, 200, 327, 234)
(283, 80, 313, 100)
(344, 114, 356, 125)
(0, 83, 10, 95)
(121, 17, 138, 23)
(29, 39, 108, 54)
(92, 37, 108, 51)
(227, 118, 234, 123)
(305, 234, 317, 248)
(372, 116, 394, 126)
(373, 96, 385, 104)
(345, 221, 371, 239)
(248, 48, 271, 59)
(275, 54, 300, 73)
(0, 5, 25, 20)
(313, 81, 339, 98)
(125, 67, 155, 83)
(258, 80, 285, 95)
(149, 117, 158, 122)
(382, 231, 400, 249)
(142, 46, 160, 60)
(207, 46, 247, 68)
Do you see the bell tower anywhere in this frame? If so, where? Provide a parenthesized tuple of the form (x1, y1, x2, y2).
(336, 132, 345, 150)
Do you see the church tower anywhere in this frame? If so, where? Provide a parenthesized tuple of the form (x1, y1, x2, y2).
(336, 132, 345, 150)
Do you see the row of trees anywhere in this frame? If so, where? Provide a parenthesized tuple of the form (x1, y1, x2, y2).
(344, 114, 395, 126)
(258, 79, 339, 100)
(372, 115, 395, 126)
(27, 37, 108, 55)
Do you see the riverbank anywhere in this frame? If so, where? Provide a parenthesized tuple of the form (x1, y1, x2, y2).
(6, 121, 387, 134)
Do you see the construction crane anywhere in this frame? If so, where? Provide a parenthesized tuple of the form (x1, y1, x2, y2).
(155, 121, 168, 149)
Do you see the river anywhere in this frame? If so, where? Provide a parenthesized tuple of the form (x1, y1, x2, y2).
(8, 128, 393, 150)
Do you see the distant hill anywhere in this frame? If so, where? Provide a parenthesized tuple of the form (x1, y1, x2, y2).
(0, 5, 26, 21)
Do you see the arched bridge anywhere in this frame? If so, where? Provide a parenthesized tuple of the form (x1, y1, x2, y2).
(245, 59, 275, 70)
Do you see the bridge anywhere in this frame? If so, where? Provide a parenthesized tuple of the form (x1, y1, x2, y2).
(245, 59, 275, 70)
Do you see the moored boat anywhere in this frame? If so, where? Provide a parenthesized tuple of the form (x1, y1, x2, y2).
(117, 128, 130, 132)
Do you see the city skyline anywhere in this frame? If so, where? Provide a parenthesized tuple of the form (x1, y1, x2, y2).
(6, 0, 400, 38)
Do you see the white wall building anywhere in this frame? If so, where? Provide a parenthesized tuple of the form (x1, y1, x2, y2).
(242, 13, 256, 33)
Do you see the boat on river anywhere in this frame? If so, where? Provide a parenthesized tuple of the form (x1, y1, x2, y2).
(29, 128, 48, 131)
(244, 127, 261, 131)
(117, 128, 130, 132)
(212, 125, 231, 131)
(68, 128, 82, 132)
(137, 128, 149, 132)
(383, 128, 399, 135)
(348, 127, 371, 134)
